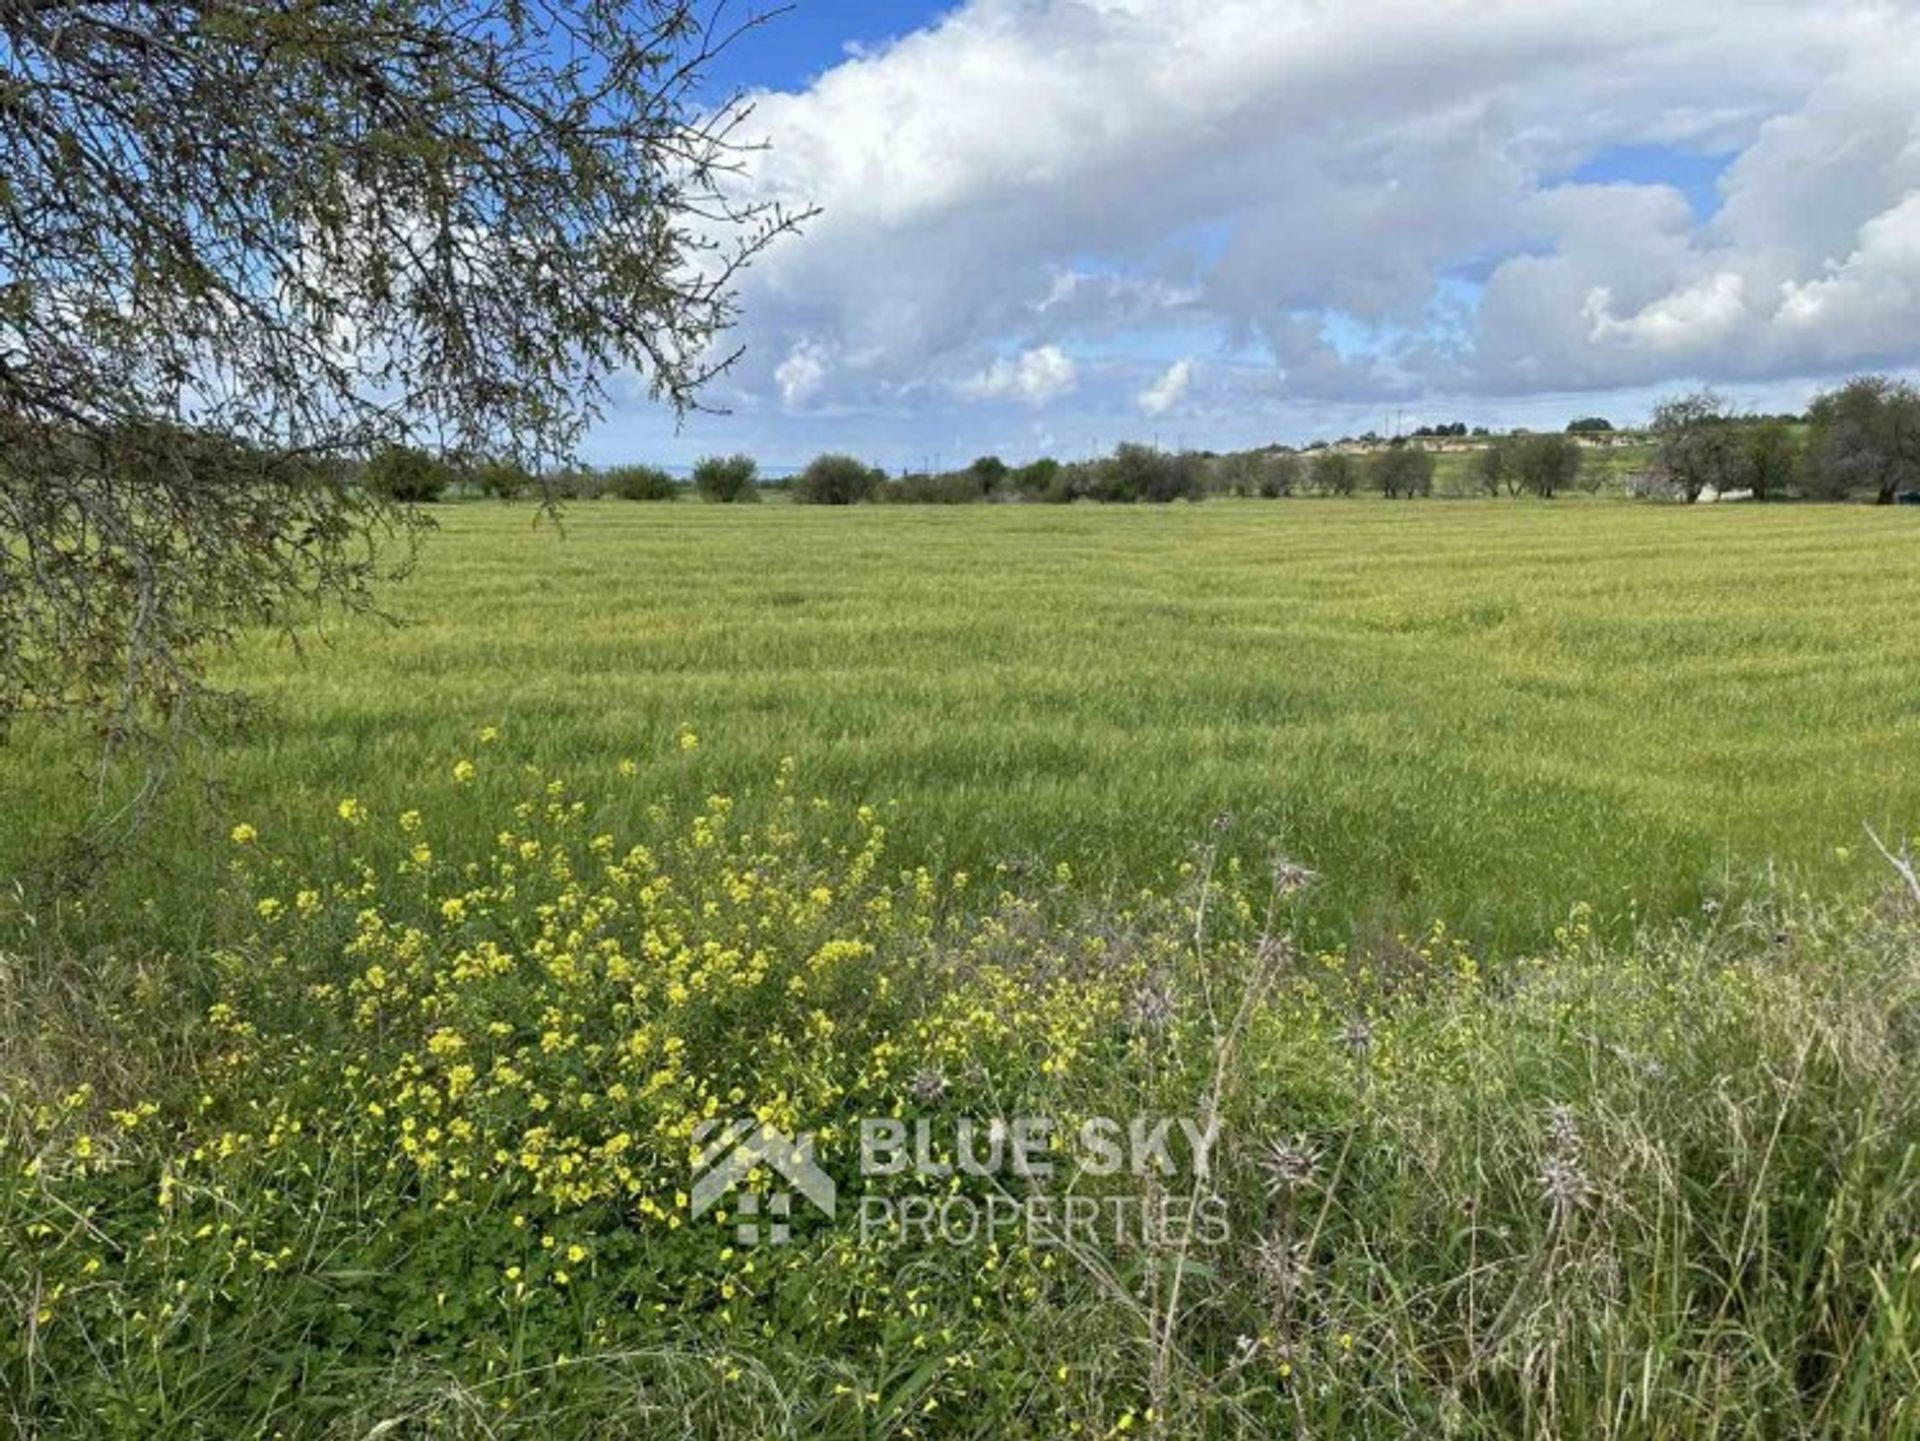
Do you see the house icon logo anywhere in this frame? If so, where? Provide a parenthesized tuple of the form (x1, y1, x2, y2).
(690, 1119, 836, 1246)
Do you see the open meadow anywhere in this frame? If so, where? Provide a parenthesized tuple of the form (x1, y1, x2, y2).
(9, 497, 1917, 955)
(10, 2, 1920, 1431)
(6, 499, 1920, 1438)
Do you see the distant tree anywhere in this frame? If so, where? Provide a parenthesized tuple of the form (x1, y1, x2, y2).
(0, 0, 804, 750)
(1257, 452, 1303, 498)
(1093, 444, 1204, 503)
(1803, 376, 1920, 504)
(1566, 416, 1615, 433)
(473, 460, 536, 501)
(1313, 451, 1360, 496)
(793, 453, 883, 505)
(877, 470, 988, 504)
(1209, 450, 1295, 498)
(1011, 458, 1061, 496)
(1207, 452, 1256, 497)
(1475, 441, 1513, 497)
(1512, 434, 1584, 498)
(693, 454, 761, 503)
(968, 456, 1010, 494)
(1740, 419, 1799, 501)
(364, 446, 452, 504)
(1649, 391, 1742, 503)
(1370, 443, 1434, 499)
(604, 465, 680, 501)
(546, 467, 605, 501)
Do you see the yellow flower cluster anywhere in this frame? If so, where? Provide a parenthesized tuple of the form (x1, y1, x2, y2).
(172, 755, 1141, 1269)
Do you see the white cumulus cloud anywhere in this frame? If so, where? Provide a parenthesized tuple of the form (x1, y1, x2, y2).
(961, 345, 1079, 406)
(593, 0, 1920, 464)
(1137, 359, 1194, 416)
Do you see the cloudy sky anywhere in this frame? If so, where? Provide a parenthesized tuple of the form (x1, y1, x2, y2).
(585, 0, 1920, 470)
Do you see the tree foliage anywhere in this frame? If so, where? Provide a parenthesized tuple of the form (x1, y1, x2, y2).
(1511, 433, 1583, 499)
(693, 453, 760, 503)
(363, 445, 452, 503)
(1370, 442, 1434, 499)
(1804, 376, 1920, 504)
(1740, 419, 1799, 501)
(1312, 451, 1359, 496)
(604, 464, 680, 501)
(1649, 391, 1742, 503)
(792, 453, 883, 505)
(0, 0, 801, 745)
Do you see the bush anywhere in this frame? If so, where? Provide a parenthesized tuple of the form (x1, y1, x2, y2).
(1010, 457, 1061, 497)
(876, 471, 988, 504)
(545, 466, 605, 500)
(792, 452, 883, 505)
(603, 464, 680, 501)
(1089, 443, 1205, 503)
(692, 453, 760, 503)
(967, 455, 1009, 495)
(472, 459, 536, 500)
(362, 445, 452, 502)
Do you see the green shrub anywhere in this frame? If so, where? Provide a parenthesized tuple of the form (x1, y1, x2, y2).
(875, 470, 987, 503)
(692, 453, 761, 503)
(604, 464, 680, 501)
(792, 452, 883, 504)
(1086, 443, 1204, 503)
(472, 459, 537, 500)
(1005, 458, 1056, 497)
(545, 467, 605, 500)
(362, 445, 452, 502)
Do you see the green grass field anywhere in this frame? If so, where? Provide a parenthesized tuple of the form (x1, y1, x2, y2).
(8, 497, 1916, 954)
(7, 496, 1920, 1439)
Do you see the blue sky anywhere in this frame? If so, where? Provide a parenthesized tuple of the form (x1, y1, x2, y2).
(585, 1, 1920, 470)
(698, 1, 952, 96)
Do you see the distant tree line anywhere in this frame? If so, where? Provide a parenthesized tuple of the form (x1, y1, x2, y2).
(1643, 377, 1919, 504)
(365, 372, 1918, 508)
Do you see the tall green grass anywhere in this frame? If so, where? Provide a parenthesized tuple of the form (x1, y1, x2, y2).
(6, 500, 1914, 956)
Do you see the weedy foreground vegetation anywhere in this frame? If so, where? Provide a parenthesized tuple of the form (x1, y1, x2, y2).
(3, 501, 1919, 1437)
